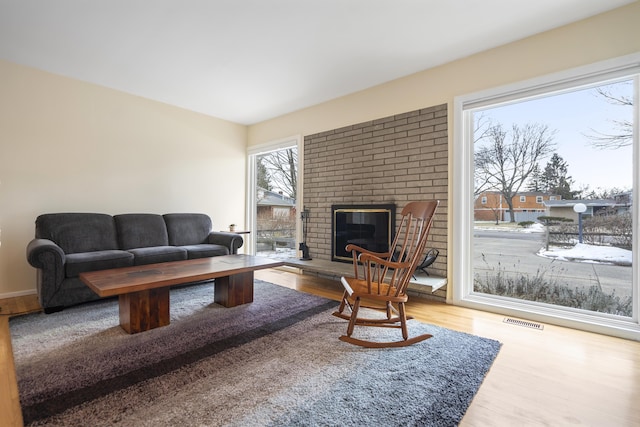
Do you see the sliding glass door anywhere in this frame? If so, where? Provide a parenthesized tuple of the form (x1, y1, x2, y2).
(247, 137, 301, 259)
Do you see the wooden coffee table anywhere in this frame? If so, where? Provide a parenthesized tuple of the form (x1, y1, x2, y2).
(79, 255, 284, 334)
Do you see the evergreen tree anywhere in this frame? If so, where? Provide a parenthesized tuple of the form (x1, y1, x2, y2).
(256, 157, 272, 191)
(526, 163, 543, 192)
(541, 153, 576, 199)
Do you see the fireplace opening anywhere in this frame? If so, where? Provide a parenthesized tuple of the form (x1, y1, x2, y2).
(332, 204, 395, 262)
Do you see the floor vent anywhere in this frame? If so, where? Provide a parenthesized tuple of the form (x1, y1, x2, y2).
(503, 318, 544, 330)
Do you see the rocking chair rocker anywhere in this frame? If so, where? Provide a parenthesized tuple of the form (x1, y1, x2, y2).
(333, 200, 439, 348)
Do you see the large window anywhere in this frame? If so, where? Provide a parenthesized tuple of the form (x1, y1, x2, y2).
(453, 54, 639, 339)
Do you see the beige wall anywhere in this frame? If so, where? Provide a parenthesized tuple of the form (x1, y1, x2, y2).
(0, 61, 248, 296)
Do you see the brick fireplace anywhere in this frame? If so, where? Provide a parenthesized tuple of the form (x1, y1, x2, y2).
(302, 104, 448, 277)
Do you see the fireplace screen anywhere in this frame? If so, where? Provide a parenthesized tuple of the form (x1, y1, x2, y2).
(332, 204, 395, 262)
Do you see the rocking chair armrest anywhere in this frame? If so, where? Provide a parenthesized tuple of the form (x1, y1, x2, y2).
(344, 244, 390, 259)
(359, 253, 411, 270)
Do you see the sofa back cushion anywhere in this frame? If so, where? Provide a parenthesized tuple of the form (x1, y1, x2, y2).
(114, 214, 169, 249)
(35, 213, 119, 254)
(163, 213, 212, 246)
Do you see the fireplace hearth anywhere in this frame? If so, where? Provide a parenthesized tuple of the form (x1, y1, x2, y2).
(331, 204, 395, 262)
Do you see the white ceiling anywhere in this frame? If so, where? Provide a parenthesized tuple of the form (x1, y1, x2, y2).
(0, 0, 634, 125)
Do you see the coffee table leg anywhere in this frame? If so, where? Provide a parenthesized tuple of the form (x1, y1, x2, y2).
(118, 287, 170, 334)
(214, 271, 254, 307)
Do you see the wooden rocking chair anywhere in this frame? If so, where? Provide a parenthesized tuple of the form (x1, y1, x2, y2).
(333, 200, 439, 348)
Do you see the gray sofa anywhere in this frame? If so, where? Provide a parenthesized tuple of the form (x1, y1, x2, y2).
(26, 213, 244, 313)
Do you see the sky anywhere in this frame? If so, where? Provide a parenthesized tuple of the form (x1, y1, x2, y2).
(476, 79, 634, 193)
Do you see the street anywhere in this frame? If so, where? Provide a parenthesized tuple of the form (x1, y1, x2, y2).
(473, 229, 633, 298)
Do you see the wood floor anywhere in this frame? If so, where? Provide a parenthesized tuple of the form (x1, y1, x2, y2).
(2, 269, 640, 426)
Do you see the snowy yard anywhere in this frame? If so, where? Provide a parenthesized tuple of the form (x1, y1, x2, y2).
(476, 221, 633, 266)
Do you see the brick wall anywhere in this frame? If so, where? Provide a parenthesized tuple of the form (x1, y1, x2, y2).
(302, 104, 448, 277)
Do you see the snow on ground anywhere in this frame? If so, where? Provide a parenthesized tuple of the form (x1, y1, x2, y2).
(475, 221, 632, 266)
(538, 243, 632, 266)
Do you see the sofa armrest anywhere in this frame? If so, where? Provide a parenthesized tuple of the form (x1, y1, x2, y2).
(27, 239, 67, 309)
(27, 238, 65, 270)
(208, 232, 244, 255)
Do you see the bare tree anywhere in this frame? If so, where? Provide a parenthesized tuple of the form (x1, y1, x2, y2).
(581, 185, 629, 200)
(585, 82, 633, 149)
(258, 148, 298, 199)
(475, 123, 556, 222)
(473, 113, 497, 197)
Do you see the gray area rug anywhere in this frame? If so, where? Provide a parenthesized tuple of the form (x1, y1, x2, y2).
(10, 280, 501, 426)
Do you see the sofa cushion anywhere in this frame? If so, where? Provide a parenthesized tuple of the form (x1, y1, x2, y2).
(65, 250, 134, 278)
(114, 214, 169, 249)
(128, 246, 188, 265)
(181, 244, 229, 259)
(36, 213, 119, 254)
(163, 213, 212, 246)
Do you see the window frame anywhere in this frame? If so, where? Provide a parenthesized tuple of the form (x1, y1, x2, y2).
(247, 135, 302, 255)
(453, 53, 640, 340)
